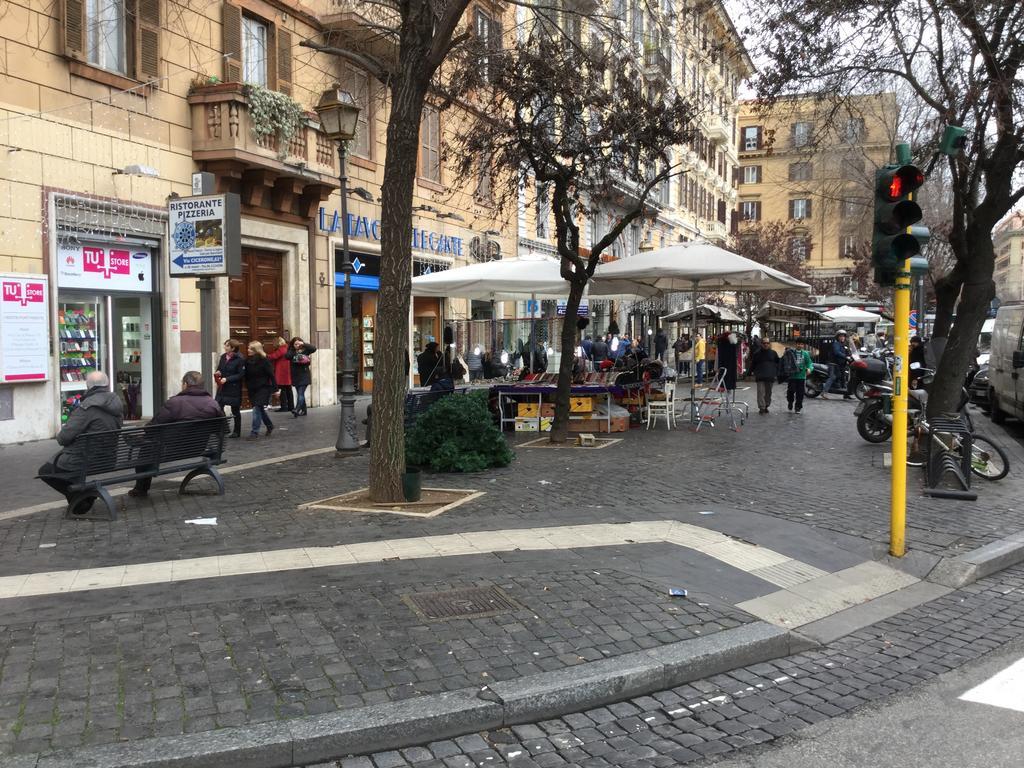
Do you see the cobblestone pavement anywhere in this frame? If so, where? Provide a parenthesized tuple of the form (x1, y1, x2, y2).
(0, 562, 752, 756)
(315, 562, 1024, 768)
(2, 389, 1024, 763)
(2, 393, 1021, 577)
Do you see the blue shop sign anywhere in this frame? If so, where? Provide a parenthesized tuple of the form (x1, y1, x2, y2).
(320, 207, 464, 257)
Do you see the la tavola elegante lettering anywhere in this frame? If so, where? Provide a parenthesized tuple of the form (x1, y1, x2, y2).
(318, 208, 464, 257)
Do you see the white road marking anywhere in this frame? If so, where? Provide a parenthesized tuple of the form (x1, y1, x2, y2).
(0, 520, 857, 602)
(960, 657, 1024, 713)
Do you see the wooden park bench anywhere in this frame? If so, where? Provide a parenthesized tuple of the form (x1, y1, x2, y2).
(38, 417, 230, 521)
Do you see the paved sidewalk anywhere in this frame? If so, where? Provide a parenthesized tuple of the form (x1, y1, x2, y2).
(0, 397, 370, 516)
(1, 388, 1023, 764)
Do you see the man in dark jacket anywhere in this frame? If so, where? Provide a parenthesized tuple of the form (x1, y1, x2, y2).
(750, 338, 781, 414)
(38, 370, 123, 511)
(129, 371, 223, 497)
(654, 329, 669, 362)
(417, 341, 444, 386)
(591, 335, 609, 368)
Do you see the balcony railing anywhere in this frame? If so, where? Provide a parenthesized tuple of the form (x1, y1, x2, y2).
(312, 0, 400, 65)
(643, 42, 671, 81)
(188, 84, 338, 217)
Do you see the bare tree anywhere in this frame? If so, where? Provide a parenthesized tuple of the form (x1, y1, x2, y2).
(304, 0, 474, 501)
(742, 0, 1024, 416)
(450, 29, 698, 442)
(734, 222, 814, 335)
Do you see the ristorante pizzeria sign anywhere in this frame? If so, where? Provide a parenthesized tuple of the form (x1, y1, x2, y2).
(318, 208, 464, 257)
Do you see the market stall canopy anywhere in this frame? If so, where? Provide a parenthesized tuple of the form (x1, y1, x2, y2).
(661, 304, 743, 323)
(757, 301, 828, 323)
(410, 252, 574, 300)
(823, 305, 882, 323)
(589, 242, 812, 297)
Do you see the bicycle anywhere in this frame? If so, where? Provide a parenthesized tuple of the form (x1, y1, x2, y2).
(906, 416, 1009, 481)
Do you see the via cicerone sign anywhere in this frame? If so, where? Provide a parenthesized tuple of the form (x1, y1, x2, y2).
(167, 194, 241, 277)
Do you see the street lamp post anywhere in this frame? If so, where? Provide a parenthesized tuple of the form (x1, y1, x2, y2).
(316, 85, 362, 453)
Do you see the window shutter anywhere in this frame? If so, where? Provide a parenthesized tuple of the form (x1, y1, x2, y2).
(62, 0, 86, 60)
(788, 200, 795, 219)
(276, 29, 293, 96)
(222, 2, 243, 83)
(755, 127, 762, 148)
(136, 0, 161, 82)
(489, 20, 503, 84)
(806, 199, 813, 218)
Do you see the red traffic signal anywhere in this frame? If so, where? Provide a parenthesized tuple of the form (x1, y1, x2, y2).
(878, 165, 925, 201)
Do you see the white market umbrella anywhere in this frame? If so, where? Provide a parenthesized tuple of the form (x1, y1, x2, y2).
(411, 252, 573, 300)
(590, 241, 811, 421)
(412, 253, 576, 372)
(823, 305, 882, 324)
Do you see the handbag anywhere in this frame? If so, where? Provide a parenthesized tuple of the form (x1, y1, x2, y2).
(293, 353, 311, 365)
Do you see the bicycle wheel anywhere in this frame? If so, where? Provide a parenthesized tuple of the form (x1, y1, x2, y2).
(968, 434, 1010, 481)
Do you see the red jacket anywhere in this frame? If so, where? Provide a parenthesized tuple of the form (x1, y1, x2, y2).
(268, 346, 292, 386)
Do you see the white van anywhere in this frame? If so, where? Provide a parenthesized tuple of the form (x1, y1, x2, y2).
(988, 302, 1024, 423)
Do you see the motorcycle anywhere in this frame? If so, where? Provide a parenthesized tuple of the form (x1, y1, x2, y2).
(850, 350, 893, 401)
(855, 367, 972, 443)
(804, 362, 854, 398)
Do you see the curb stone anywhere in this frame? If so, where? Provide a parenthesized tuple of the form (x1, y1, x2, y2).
(927, 530, 1024, 588)
(23, 622, 801, 768)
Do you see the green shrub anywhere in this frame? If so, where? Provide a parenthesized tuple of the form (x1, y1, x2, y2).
(406, 391, 514, 473)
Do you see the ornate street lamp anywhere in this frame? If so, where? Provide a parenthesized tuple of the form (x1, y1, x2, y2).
(316, 85, 362, 453)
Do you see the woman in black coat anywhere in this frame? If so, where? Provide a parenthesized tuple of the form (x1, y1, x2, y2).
(215, 339, 246, 437)
(244, 341, 275, 439)
(285, 336, 317, 416)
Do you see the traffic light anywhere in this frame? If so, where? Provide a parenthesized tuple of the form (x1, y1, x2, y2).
(872, 164, 928, 286)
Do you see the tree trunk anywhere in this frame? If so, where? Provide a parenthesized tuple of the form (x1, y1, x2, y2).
(549, 279, 585, 443)
(368, 37, 432, 503)
(926, 278, 993, 418)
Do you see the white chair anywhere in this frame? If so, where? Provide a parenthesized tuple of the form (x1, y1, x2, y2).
(646, 384, 677, 430)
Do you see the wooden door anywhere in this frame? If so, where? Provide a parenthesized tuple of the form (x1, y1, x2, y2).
(228, 249, 284, 405)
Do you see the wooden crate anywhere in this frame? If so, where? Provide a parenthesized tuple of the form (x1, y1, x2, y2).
(514, 417, 539, 432)
(540, 403, 555, 418)
(517, 402, 540, 418)
(569, 396, 594, 413)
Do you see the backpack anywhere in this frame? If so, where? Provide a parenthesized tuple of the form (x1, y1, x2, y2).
(780, 348, 798, 380)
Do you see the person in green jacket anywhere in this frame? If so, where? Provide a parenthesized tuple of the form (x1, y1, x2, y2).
(784, 338, 815, 413)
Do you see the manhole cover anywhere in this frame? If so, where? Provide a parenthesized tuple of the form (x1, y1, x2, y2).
(403, 586, 521, 620)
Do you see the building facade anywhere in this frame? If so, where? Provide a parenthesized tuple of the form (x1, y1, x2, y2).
(994, 212, 1024, 303)
(735, 93, 897, 285)
(0, 0, 510, 442)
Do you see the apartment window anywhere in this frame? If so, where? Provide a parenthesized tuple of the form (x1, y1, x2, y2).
(65, 0, 161, 81)
(844, 118, 866, 142)
(840, 234, 859, 258)
(788, 162, 813, 182)
(789, 236, 810, 260)
(841, 198, 865, 219)
(342, 67, 372, 159)
(86, 0, 126, 73)
(740, 200, 761, 221)
(791, 121, 813, 148)
(741, 165, 761, 184)
(789, 198, 812, 220)
(419, 106, 441, 182)
(841, 156, 865, 180)
(742, 126, 762, 151)
(475, 8, 503, 83)
(536, 182, 550, 238)
(242, 16, 269, 86)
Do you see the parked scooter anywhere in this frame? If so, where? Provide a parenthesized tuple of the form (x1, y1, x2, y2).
(804, 362, 851, 398)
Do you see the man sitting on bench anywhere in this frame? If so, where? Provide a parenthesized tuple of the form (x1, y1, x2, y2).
(128, 371, 222, 498)
(38, 370, 123, 513)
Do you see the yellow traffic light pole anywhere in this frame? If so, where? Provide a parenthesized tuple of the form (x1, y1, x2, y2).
(890, 257, 910, 557)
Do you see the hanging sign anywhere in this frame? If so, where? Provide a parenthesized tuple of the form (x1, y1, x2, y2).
(168, 194, 241, 277)
(0, 273, 49, 383)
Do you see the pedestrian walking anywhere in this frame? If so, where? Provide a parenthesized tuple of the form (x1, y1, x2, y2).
(591, 334, 609, 369)
(783, 339, 815, 413)
(750, 337, 780, 414)
(286, 336, 316, 416)
(215, 339, 245, 437)
(37, 370, 123, 513)
(417, 340, 444, 386)
(128, 371, 223, 497)
(693, 332, 706, 384)
(244, 341, 275, 439)
(654, 329, 669, 362)
(268, 337, 293, 413)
